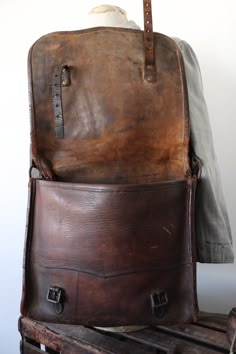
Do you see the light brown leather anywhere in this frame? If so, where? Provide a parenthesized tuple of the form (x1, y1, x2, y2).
(29, 28, 190, 183)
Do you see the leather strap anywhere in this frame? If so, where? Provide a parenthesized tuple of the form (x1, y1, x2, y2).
(52, 65, 70, 138)
(143, 0, 157, 83)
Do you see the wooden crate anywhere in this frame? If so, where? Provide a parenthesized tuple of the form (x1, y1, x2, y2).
(19, 312, 231, 354)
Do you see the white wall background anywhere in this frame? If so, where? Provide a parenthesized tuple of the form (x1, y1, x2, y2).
(0, 1, 235, 353)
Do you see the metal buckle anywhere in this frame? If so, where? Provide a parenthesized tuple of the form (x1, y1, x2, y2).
(151, 289, 168, 318)
(47, 287, 63, 304)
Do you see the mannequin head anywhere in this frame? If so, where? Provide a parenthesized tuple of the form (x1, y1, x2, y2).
(88, 4, 140, 29)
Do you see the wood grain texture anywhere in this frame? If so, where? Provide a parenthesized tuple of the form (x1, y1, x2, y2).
(19, 313, 231, 354)
(21, 341, 44, 354)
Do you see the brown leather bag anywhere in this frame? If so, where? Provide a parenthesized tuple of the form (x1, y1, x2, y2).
(21, 0, 200, 326)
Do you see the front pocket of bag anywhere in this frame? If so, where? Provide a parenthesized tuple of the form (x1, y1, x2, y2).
(26, 178, 197, 324)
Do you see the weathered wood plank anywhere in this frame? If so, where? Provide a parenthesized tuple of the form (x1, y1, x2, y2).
(197, 312, 228, 332)
(156, 323, 229, 351)
(46, 323, 155, 354)
(119, 328, 228, 354)
(21, 340, 44, 354)
(20, 317, 154, 354)
(19, 313, 231, 354)
(95, 328, 174, 353)
(20, 318, 105, 354)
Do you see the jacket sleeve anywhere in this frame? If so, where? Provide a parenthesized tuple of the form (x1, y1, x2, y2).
(174, 38, 234, 263)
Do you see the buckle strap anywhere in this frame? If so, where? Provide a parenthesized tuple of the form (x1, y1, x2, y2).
(143, 0, 157, 83)
(151, 289, 168, 318)
(52, 65, 70, 139)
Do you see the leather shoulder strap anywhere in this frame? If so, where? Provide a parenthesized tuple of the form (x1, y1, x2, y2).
(143, 0, 157, 83)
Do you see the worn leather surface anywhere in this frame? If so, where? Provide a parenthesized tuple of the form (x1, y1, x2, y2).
(22, 177, 198, 325)
(21, 0, 199, 326)
(29, 27, 190, 183)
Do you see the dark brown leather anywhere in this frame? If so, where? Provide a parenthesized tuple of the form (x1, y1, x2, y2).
(21, 0, 199, 326)
(52, 65, 71, 139)
(143, 0, 157, 83)
(22, 177, 198, 325)
(52, 66, 65, 139)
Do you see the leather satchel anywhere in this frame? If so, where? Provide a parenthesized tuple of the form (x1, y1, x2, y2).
(21, 0, 200, 326)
